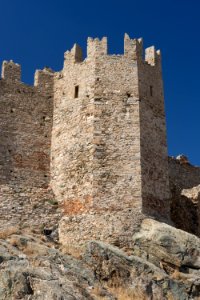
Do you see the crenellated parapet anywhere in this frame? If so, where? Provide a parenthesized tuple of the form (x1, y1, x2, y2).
(0, 60, 55, 91)
(124, 33, 143, 60)
(62, 34, 161, 70)
(124, 34, 161, 67)
(34, 67, 54, 91)
(87, 37, 107, 58)
(1, 60, 21, 82)
(1, 35, 162, 86)
(64, 43, 83, 63)
(145, 46, 161, 66)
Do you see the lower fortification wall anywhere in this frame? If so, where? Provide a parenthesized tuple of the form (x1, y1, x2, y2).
(0, 63, 58, 229)
(169, 156, 200, 191)
(169, 156, 200, 235)
(0, 185, 61, 229)
(0, 79, 53, 188)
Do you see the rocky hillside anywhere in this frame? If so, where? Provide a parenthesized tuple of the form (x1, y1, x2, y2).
(1, 219, 200, 299)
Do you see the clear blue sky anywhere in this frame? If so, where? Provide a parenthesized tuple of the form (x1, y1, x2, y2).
(0, 0, 199, 165)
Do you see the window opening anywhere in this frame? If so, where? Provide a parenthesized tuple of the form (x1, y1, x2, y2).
(150, 85, 153, 96)
(74, 85, 79, 98)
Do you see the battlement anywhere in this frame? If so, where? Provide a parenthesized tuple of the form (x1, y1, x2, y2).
(1, 60, 21, 82)
(62, 34, 161, 68)
(34, 67, 54, 89)
(87, 37, 108, 58)
(0, 60, 55, 94)
(124, 33, 143, 60)
(64, 44, 83, 63)
(145, 46, 161, 66)
(0, 35, 161, 85)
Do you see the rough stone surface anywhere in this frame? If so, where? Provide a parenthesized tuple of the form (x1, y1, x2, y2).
(0, 35, 200, 248)
(182, 184, 200, 201)
(132, 218, 200, 271)
(0, 232, 96, 300)
(169, 157, 200, 236)
(0, 64, 60, 228)
(1, 220, 200, 299)
(52, 35, 170, 246)
(59, 208, 145, 248)
(169, 156, 200, 192)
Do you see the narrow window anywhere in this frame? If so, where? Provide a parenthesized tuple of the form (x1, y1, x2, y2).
(74, 85, 79, 98)
(150, 85, 153, 97)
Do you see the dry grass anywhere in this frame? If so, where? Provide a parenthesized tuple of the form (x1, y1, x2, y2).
(61, 243, 84, 259)
(0, 226, 19, 239)
(110, 286, 148, 300)
(90, 266, 149, 299)
(91, 285, 148, 300)
(8, 235, 49, 257)
(9, 236, 22, 248)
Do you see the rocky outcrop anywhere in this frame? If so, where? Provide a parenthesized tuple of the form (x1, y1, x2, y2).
(0, 231, 96, 299)
(181, 184, 200, 202)
(85, 219, 200, 299)
(1, 219, 200, 299)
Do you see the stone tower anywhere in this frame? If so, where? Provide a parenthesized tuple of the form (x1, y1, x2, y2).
(51, 34, 170, 246)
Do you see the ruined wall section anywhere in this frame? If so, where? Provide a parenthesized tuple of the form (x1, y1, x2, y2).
(138, 46, 170, 219)
(169, 157, 200, 191)
(0, 62, 60, 228)
(0, 62, 54, 187)
(51, 44, 96, 210)
(169, 157, 200, 235)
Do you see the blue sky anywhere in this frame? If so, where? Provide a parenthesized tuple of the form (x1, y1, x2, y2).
(0, 0, 199, 165)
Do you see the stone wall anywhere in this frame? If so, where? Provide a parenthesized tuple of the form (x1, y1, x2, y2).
(0, 62, 60, 228)
(51, 37, 142, 211)
(169, 156, 200, 191)
(138, 45, 170, 219)
(51, 44, 96, 205)
(169, 156, 200, 235)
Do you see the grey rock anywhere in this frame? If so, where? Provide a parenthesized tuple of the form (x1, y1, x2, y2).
(2, 220, 200, 299)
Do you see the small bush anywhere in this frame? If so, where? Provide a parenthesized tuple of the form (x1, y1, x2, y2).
(47, 199, 58, 206)
(0, 226, 19, 239)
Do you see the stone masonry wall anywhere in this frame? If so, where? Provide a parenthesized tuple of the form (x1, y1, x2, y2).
(58, 35, 170, 248)
(169, 157, 200, 191)
(138, 46, 170, 219)
(169, 156, 200, 235)
(51, 44, 96, 207)
(91, 38, 141, 212)
(0, 62, 60, 228)
(54, 37, 144, 248)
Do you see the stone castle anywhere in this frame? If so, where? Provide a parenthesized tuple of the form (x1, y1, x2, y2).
(0, 34, 200, 247)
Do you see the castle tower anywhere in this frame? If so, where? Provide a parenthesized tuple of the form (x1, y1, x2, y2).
(51, 34, 170, 247)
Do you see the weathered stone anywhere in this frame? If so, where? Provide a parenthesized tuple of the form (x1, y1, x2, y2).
(84, 237, 199, 299)
(169, 157, 200, 236)
(181, 184, 200, 201)
(1, 223, 200, 299)
(132, 219, 200, 271)
(0, 233, 96, 300)
(0, 35, 200, 248)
